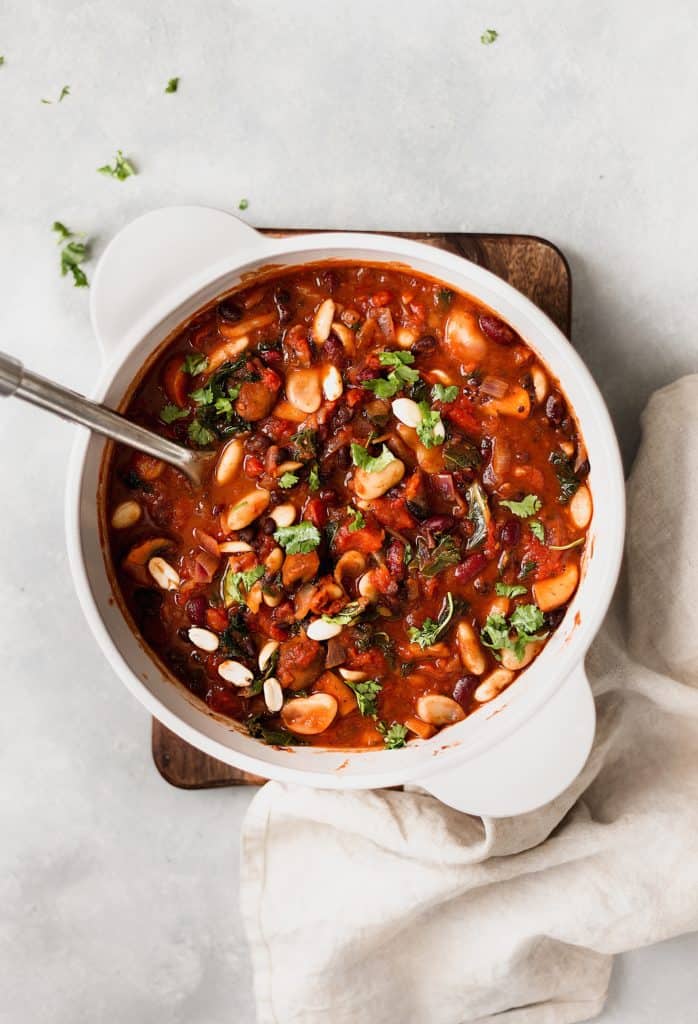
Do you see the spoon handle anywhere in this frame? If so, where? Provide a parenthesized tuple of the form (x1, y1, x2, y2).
(0, 350, 201, 478)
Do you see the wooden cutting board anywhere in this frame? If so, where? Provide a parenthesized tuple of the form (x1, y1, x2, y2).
(152, 231, 571, 789)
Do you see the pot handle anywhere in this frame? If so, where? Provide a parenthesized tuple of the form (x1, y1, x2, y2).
(416, 662, 595, 818)
(90, 206, 270, 359)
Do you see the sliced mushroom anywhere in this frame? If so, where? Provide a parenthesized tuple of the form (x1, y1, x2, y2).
(188, 627, 220, 653)
(312, 298, 336, 343)
(217, 311, 276, 342)
(206, 335, 251, 371)
(215, 439, 244, 485)
(258, 639, 280, 672)
(280, 693, 338, 735)
(353, 458, 405, 501)
(147, 556, 180, 591)
(222, 488, 271, 532)
(111, 500, 142, 530)
(415, 694, 466, 726)
(500, 638, 545, 670)
(473, 668, 515, 703)
(532, 563, 579, 612)
(531, 366, 549, 404)
(391, 397, 422, 428)
(306, 618, 343, 641)
(569, 485, 592, 530)
(456, 620, 487, 675)
(219, 540, 254, 554)
(286, 368, 322, 414)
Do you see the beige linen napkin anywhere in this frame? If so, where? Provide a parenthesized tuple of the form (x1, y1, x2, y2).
(240, 376, 698, 1024)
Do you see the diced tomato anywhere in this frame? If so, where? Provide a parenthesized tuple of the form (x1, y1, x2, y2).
(206, 607, 229, 632)
(163, 355, 189, 407)
(261, 417, 297, 443)
(346, 388, 365, 408)
(445, 395, 481, 436)
(260, 366, 283, 392)
(520, 538, 564, 581)
(365, 495, 416, 531)
(334, 516, 384, 555)
(252, 604, 291, 642)
(244, 454, 265, 478)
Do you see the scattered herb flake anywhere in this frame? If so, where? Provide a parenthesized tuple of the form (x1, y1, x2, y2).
(223, 564, 265, 606)
(495, 582, 528, 599)
(408, 592, 456, 649)
(481, 603, 547, 662)
(346, 679, 382, 717)
(416, 401, 445, 449)
(549, 451, 581, 503)
(322, 601, 365, 627)
(308, 462, 320, 492)
(347, 507, 366, 532)
(529, 519, 545, 542)
(181, 352, 209, 375)
(53, 222, 90, 287)
(481, 28, 499, 44)
(160, 403, 189, 424)
(187, 419, 216, 447)
(238, 198, 249, 211)
(419, 534, 461, 577)
(97, 149, 136, 181)
(499, 494, 542, 518)
(377, 721, 408, 749)
(350, 442, 396, 473)
(278, 471, 299, 490)
(165, 77, 179, 93)
(519, 559, 537, 579)
(363, 350, 420, 398)
(432, 383, 459, 403)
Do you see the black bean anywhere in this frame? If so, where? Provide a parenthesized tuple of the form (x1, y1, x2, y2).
(262, 517, 277, 535)
(545, 394, 566, 425)
(453, 675, 479, 709)
(411, 334, 438, 357)
(218, 298, 244, 322)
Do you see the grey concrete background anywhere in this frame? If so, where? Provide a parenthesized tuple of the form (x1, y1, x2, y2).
(1, 0, 696, 1021)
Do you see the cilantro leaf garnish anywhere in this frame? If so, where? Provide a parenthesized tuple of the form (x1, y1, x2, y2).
(181, 352, 209, 375)
(347, 507, 365, 532)
(351, 442, 396, 473)
(363, 350, 420, 398)
(346, 679, 382, 717)
(377, 721, 408, 749)
(308, 462, 320, 492)
(223, 564, 265, 607)
(273, 521, 321, 555)
(499, 494, 542, 518)
(408, 593, 456, 649)
(481, 603, 547, 662)
(432, 383, 458, 403)
(495, 582, 527, 599)
(190, 385, 214, 406)
(416, 401, 445, 448)
(481, 28, 498, 44)
(165, 77, 179, 93)
(97, 149, 136, 180)
(52, 223, 90, 288)
(187, 419, 216, 447)
(278, 472, 299, 490)
(160, 403, 189, 424)
(529, 520, 545, 542)
(52, 221, 72, 242)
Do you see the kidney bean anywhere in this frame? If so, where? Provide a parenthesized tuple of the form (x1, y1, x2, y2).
(218, 298, 244, 322)
(322, 270, 339, 293)
(260, 348, 283, 369)
(274, 286, 293, 325)
(386, 539, 406, 580)
(545, 394, 566, 425)
(453, 675, 479, 709)
(423, 515, 455, 536)
(411, 334, 437, 357)
(323, 335, 346, 368)
(499, 518, 521, 547)
(454, 552, 488, 583)
(478, 315, 518, 345)
(185, 596, 208, 627)
(544, 608, 566, 630)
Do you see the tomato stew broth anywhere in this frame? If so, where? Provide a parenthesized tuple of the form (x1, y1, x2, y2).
(104, 264, 591, 750)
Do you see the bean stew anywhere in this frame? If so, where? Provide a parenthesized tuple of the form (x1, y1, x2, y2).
(102, 264, 592, 750)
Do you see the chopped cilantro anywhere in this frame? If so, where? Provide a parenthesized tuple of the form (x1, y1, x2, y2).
(363, 350, 420, 398)
(351, 442, 396, 473)
(347, 507, 365, 532)
(495, 582, 528, 598)
(190, 385, 214, 406)
(223, 564, 265, 606)
(377, 721, 408, 749)
(97, 149, 136, 180)
(416, 401, 445, 448)
(165, 77, 179, 93)
(278, 472, 299, 490)
(52, 223, 90, 287)
(181, 352, 209, 375)
(0, 57, 4, 66)
(432, 383, 458, 403)
(160, 403, 189, 424)
(481, 28, 498, 44)
(499, 494, 542, 518)
(408, 593, 456, 649)
(291, 428, 317, 461)
(273, 521, 321, 555)
(529, 519, 545, 542)
(187, 419, 216, 447)
(308, 462, 320, 492)
(481, 603, 547, 662)
(346, 679, 382, 717)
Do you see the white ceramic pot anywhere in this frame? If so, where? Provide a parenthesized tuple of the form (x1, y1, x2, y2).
(65, 206, 625, 817)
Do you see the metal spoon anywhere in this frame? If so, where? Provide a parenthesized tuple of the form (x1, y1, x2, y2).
(0, 351, 214, 487)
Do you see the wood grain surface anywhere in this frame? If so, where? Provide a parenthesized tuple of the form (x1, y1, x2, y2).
(152, 231, 571, 789)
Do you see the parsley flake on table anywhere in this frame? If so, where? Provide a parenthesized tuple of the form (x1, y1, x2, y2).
(165, 77, 179, 93)
(481, 28, 499, 44)
(273, 521, 322, 555)
(499, 494, 542, 518)
(0, 57, 4, 66)
(351, 442, 396, 473)
(52, 222, 90, 288)
(98, 149, 136, 181)
(41, 85, 70, 104)
(238, 198, 249, 211)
